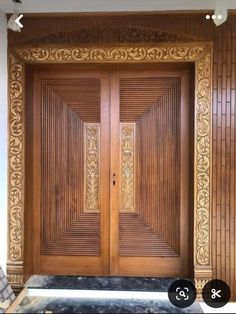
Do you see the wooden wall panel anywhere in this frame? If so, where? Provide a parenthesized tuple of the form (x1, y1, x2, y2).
(212, 19, 236, 301)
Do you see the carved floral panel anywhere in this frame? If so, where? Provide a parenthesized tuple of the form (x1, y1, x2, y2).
(84, 123, 100, 213)
(120, 123, 135, 213)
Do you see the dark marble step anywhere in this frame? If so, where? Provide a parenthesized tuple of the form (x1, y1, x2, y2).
(16, 296, 203, 313)
(26, 276, 189, 292)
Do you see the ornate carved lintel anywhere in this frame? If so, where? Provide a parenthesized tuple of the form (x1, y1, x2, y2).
(14, 46, 206, 64)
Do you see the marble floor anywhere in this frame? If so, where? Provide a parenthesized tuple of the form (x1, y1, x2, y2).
(14, 276, 203, 313)
(16, 296, 202, 313)
(26, 276, 178, 291)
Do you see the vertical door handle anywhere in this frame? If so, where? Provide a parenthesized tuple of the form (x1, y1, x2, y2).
(113, 173, 116, 186)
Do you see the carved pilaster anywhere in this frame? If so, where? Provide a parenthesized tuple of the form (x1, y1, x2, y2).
(7, 54, 25, 290)
(194, 46, 213, 296)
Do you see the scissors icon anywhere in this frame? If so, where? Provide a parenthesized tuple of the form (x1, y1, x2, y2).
(211, 288, 221, 299)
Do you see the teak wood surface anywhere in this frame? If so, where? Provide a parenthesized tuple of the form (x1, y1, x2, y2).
(28, 66, 193, 277)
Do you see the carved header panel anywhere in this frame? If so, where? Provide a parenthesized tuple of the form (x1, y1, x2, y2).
(25, 27, 195, 45)
(8, 14, 213, 47)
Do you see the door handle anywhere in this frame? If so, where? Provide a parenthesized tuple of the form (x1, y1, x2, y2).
(113, 173, 116, 186)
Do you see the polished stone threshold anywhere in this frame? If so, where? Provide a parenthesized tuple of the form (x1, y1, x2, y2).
(26, 275, 183, 291)
(16, 295, 202, 313)
(14, 276, 203, 313)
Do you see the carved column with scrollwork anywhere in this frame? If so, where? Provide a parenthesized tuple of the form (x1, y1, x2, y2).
(194, 47, 213, 297)
(7, 53, 25, 290)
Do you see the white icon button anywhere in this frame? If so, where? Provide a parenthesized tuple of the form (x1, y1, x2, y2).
(15, 14, 23, 28)
(211, 288, 222, 299)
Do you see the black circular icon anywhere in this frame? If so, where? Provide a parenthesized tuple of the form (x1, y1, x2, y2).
(202, 279, 231, 308)
(168, 279, 196, 308)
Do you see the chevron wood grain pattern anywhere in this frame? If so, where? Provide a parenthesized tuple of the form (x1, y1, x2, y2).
(41, 82, 100, 255)
(120, 213, 178, 256)
(44, 79, 101, 122)
(119, 76, 181, 257)
(120, 77, 179, 122)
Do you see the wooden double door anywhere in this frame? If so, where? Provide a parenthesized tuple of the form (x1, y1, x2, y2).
(30, 67, 192, 277)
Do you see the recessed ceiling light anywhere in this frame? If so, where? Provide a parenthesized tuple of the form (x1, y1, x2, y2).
(218, 14, 222, 20)
(212, 15, 216, 19)
(205, 15, 210, 20)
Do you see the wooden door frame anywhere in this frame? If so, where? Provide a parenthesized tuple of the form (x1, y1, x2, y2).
(7, 42, 213, 296)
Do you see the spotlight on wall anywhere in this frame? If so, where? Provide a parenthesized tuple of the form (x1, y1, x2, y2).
(213, 0, 228, 26)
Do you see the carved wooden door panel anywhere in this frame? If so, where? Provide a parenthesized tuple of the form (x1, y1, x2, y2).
(110, 70, 192, 277)
(31, 68, 192, 277)
(32, 71, 110, 275)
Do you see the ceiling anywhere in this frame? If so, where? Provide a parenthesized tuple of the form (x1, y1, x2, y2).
(0, 0, 235, 14)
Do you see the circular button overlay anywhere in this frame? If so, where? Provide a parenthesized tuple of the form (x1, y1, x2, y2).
(202, 279, 231, 308)
(168, 279, 197, 308)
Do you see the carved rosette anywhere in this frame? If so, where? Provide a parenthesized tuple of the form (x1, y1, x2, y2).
(9, 44, 212, 289)
(120, 123, 135, 212)
(84, 124, 100, 213)
(7, 54, 24, 289)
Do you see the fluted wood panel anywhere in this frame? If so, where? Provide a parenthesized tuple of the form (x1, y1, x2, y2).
(48, 79, 100, 122)
(120, 213, 178, 256)
(119, 77, 181, 256)
(120, 78, 179, 122)
(41, 82, 100, 256)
